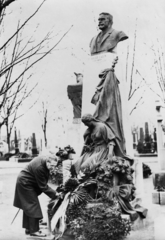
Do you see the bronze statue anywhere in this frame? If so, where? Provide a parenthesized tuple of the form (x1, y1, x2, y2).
(90, 12, 128, 55)
(89, 13, 132, 166)
(73, 13, 147, 220)
(74, 114, 116, 173)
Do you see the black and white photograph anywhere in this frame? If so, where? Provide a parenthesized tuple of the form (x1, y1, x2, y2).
(0, 0, 165, 239)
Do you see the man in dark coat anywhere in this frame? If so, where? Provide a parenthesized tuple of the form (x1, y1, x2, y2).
(13, 153, 59, 237)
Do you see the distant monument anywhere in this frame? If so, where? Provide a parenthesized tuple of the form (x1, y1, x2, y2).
(14, 127, 19, 154)
(31, 133, 38, 156)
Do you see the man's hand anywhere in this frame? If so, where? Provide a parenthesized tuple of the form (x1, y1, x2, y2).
(56, 192, 64, 199)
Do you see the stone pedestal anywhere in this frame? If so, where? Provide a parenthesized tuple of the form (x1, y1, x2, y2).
(134, 158, 144, 199)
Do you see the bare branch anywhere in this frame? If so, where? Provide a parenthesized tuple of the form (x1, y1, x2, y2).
(0, 0, 46, 51)
(125, 43, 129, 82)
(136, 69, 163, 101)
(0, 0, 16, 11)
(0, 25, 73, 94)
(129, 93, 145, 115)
(128, 19, 137, 99)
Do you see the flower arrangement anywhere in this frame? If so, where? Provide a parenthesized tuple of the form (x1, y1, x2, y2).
(49, 145, 76, 185)
(48, 152, 132, 240)
(69, 201, 131, 240)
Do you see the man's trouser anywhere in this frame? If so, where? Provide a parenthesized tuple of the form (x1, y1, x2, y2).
(23, 211, 40, 233)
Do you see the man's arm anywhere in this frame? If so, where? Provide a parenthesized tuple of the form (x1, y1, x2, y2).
(35, 166, 57, 199)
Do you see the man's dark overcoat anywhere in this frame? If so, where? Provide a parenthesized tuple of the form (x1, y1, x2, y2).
(13, 156, 56, 218)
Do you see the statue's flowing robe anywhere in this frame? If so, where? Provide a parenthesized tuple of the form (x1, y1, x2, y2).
(74, 122, 115, 173)
(93, 69, 133, 163)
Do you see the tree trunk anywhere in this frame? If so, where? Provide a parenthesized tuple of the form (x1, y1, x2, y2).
(7, 131, 11, 152)
(42, 109, 47, 148)
(44, 129, 47, 148)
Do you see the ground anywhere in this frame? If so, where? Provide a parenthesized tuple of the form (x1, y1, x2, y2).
(0, 157, 165, 240)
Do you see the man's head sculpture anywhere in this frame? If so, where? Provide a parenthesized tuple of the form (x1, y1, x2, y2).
(98, 12, 113, 31)
(81, 113, 99, 127)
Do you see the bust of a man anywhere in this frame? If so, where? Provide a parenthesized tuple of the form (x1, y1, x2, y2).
(90, 12, 128, 55)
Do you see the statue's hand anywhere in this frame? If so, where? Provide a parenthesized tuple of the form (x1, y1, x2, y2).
(108, 143, 115, 164)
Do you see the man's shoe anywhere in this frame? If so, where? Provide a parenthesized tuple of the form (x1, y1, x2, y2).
(30, 231, 47, 237)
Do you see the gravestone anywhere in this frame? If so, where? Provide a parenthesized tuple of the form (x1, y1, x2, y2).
(31, 133, 38, 156)
(14, 127, 19, 154)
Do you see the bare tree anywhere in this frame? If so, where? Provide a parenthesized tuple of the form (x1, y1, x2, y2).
(150, 43, 165, 103)
(39, 101, 48, 148)
(0, 68, 37, 151)
(125, 21, 147, 115)
(0, 0, 73, 147)
(38, 100, 67, 148)
(0, 0, 16, 24)
(0, 2, 73, 95)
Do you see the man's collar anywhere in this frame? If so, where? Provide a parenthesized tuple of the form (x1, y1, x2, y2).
(100, 28, 114, 44)
(99, 27, 113, 36)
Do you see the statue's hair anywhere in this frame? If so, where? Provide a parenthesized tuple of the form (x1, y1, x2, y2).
(81, 113, 94, 123)
(81, 113, 99, 123)
(99, 12, 113, 23)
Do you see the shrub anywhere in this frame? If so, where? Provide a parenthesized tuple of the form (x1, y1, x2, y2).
(69, 201, 131, 240)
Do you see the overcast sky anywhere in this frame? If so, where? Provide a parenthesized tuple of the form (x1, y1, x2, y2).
(1, 0, 165, 147)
